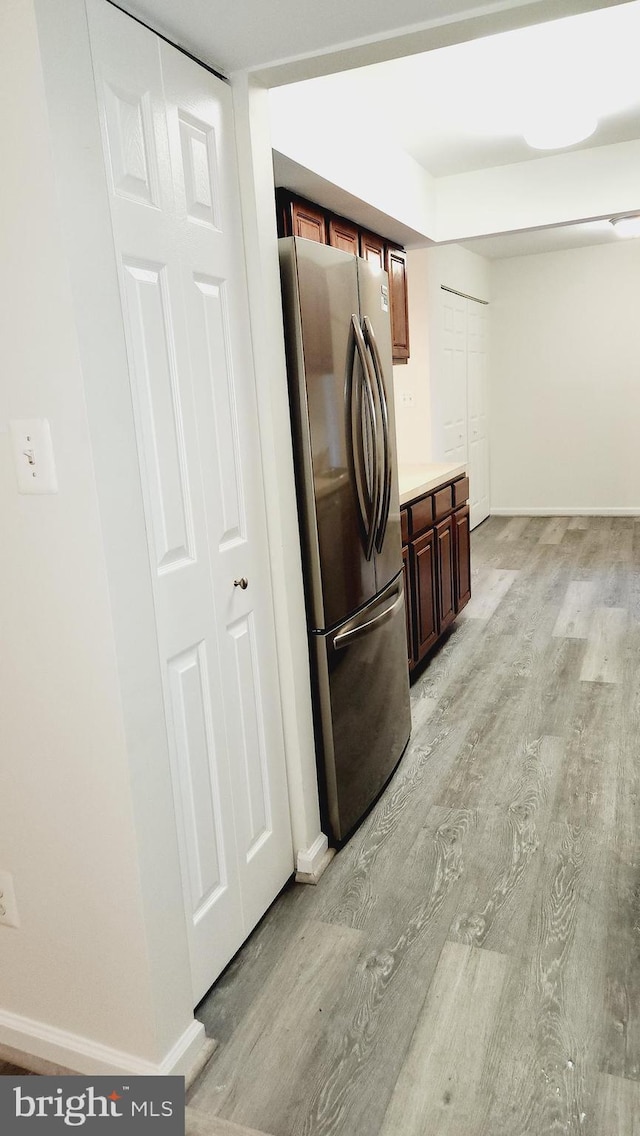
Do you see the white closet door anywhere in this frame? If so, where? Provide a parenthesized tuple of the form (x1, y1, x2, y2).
(441, 291, 468, 465)
(439, 289, 490, 529)
(86, 0, 293, 1004)
(467, 305, 490, 528)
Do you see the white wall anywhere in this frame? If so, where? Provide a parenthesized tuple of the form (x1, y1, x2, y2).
(491, 239, 640, 513)
(425, 244, 491, 307)
(269, 85, 436, 238)
(435, 139, 640, 243)
(231, 76, 324, 871)
(0, 0, 200, 1075)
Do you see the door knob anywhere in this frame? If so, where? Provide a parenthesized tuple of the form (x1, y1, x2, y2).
(234, 577, 249, 590)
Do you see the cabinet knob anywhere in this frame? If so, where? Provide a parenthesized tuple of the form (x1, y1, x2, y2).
(234, 577, 249, 590)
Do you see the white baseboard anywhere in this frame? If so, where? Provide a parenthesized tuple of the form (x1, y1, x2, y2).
(490, 507, 640, 517)
(295, 833, 329, 877)
(0, 1007, 206, 1077)
(158, 1020, 208, 1077)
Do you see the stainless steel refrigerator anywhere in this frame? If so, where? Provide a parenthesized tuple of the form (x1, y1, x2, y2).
(279, 236, 411, 842)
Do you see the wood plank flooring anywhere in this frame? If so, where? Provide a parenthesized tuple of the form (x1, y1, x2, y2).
(190, 515, 640, 1136)
(4, 514, 636, 1136)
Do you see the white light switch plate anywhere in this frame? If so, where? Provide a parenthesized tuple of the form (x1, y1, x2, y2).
(9, 418, 58, 494)
(0, 870, 20, 929)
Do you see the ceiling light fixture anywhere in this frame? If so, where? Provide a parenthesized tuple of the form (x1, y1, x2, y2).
(523, 112, 598, 151)
(610, 213, 640, 237)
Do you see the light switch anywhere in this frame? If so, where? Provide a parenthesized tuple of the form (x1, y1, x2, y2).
(9, 419, 58, 494)
(0, 870, 20, 929)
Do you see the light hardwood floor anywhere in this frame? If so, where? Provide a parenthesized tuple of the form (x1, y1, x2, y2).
(189, 515, 640, 1136)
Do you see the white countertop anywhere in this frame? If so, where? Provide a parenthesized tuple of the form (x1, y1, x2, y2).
(398, 462, 466, 506)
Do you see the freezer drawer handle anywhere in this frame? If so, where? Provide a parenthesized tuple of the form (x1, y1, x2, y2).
(333, 587, 404, 650)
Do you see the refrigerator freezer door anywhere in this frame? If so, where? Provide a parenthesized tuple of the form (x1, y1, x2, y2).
(279, 238, 377, 630)
(356, 258, 403, 593)
(313, 571, 411, 841)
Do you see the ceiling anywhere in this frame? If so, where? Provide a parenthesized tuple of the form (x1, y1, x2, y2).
(117, 0, 621, 78)
(459, 219, 621, 259)
(293, 3, 640, 178)
(116, 0, 640, 258)
(268, 1, 640, 256)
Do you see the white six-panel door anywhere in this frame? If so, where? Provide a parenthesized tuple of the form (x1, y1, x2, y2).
(86, 0, 293, 1004)
(440, 290, 490, 529)
(441, 291, 468, 466)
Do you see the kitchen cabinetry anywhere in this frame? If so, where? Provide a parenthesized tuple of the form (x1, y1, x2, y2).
(279, 195, 327, 244)
(359, 229, 385, 269)
(401, 545, 412, 666)
(454, 504, 471, 609)
(402, 474, 470, 672)
(328, 215, 360, 255)
(412, 527, 438, 661)
(276, 189, 410, 363)
(436, 516, 455, 633)
(386, 246, 409, 361)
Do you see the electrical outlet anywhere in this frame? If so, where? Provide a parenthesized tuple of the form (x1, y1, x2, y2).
(401, 392, 415, 407)
(0, 871, 20, 929)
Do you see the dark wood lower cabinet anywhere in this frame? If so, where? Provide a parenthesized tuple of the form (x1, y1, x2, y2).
(412, 527, 438, 663)
(402, 474, 471, 674)
(454, 504, 471, 610)
(402, 545, 413, 667)
(436, 516, 455, 633)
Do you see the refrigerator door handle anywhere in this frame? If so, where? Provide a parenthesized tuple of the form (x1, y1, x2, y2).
(348, 314, 380, 561)
(333, 580, 404, 650)
(363, 315, 392, 553)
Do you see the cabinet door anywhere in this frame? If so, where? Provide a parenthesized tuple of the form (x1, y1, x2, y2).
(401, 506, 410, 546)
(436, 516, 455, 632)
(386, 246, 410, 362)
(412, 528, 438, 661)
(402, 544, 413, 668)
(278, 192, 327, 243)
(291, 198, 327, 243)
(329, 216, 359, 255)
(360, 229, 385, 268)
(454, 505, 471, 612)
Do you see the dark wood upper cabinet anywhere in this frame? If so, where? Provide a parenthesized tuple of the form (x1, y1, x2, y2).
(277, 191, 326, 244)
(359, 229, 385, 269)
(328, 216, 359, 256)
(386, 246, 410, 362)
(276, 190, 410, 363)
